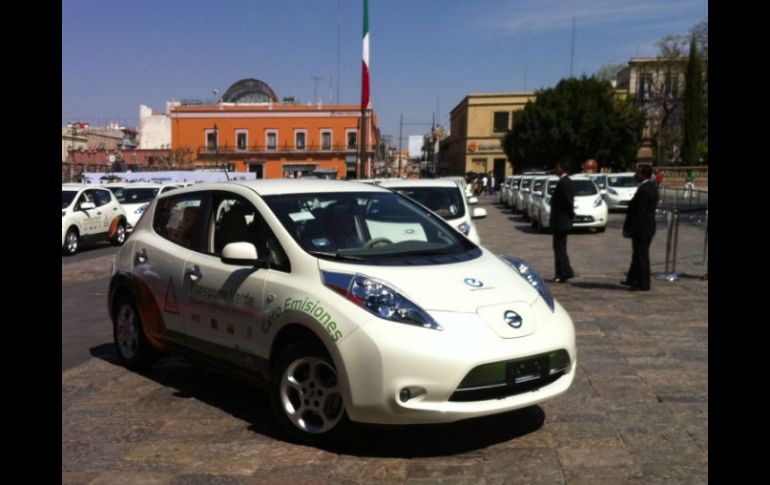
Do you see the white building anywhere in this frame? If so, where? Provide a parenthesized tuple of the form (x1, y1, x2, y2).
(138, 104, 172, 149)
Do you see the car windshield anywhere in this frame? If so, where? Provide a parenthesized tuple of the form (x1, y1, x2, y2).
(263, 191, 479, 265)
(545, 180, 559, 195)
(387, 186, 466, 220)
(520, 179, 532, 190)
(608, 175, 637, 188)
(573, 180, 599, 196)
(531, 179, 545, 194)
(114, 187, 160, 204)
(62, 191, 77, 209)
(589, 175, 607, 189)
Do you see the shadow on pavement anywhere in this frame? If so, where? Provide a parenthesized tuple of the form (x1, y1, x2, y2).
(570, 282, 629, 291)
(89, 346, 545, 457)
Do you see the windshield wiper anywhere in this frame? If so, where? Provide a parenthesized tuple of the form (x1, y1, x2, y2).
(306, 250, 366, 261)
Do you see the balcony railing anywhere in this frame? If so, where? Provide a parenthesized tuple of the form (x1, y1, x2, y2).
(197, 143, 370, 156)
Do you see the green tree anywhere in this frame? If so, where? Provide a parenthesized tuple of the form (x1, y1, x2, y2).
(681, 38, 704, 165)
(593, 62, 626, 83)
(502, 77, 644, 173)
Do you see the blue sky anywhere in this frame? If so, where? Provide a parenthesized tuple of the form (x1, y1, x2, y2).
(62, 0, 707, 143)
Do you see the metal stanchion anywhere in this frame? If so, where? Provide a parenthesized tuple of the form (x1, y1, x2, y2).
(659, 211, 674, 277)
(671, 212, 680, 278)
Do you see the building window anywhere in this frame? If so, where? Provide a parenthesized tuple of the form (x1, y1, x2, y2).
(511, 111, 517, 128)
(638, 72, 653, 101)
(346, 130, 357, 149)
(493, 112, 509, 133)
(236, 130, 248, 151)
(320, 130, 332, 150)
(266, 130, 277, 150)
(205, 130, 218, 151)
(295, 130, 307, 150)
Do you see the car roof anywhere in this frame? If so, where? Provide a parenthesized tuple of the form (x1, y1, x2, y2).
(168, 179, 388, 197)
(378, 179, 459, 188)
(608, 172, 635, 177)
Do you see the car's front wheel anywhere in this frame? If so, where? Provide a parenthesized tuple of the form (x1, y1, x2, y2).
(63, 227, 79, 256)
(111, 221, 127, 246)
(112, 295, 157, 369)
(270, 342, 348, 444)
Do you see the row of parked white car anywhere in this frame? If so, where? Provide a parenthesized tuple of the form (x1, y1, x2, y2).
(498, 172, 640, 233)
(61, 182, 186, 255)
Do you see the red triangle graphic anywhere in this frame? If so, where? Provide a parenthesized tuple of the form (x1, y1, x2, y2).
(164, 277, 180, 314)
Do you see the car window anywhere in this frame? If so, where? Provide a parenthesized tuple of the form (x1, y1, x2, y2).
(62, 191, 77, 209)
(77, 191, 93, 208)
(153, 194, 209, 251)
(115, 187, 160, 204)
(263, 191, 479, 265)
(388, 186, 466, 220)
(91, 189, 112, 207)
(572, 180, 598, 196)
(608, 176, 637, 188)
(209, 193, 291, 272)
(546, 180, 559, 195)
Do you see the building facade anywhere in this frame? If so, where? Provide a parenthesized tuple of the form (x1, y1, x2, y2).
(170, 78, 378, 179)
(441, 92, 536, 180)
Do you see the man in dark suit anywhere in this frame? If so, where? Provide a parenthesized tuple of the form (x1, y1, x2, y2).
(622, 164, 659, 291)
(549, 162, 575, 283)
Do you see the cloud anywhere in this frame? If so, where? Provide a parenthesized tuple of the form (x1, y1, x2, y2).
(480, 0, 704, 35)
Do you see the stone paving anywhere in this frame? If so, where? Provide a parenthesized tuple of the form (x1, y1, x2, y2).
(62, 194, 708, 484)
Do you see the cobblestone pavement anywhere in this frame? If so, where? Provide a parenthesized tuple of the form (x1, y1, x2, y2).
(62, 195, 708, 484)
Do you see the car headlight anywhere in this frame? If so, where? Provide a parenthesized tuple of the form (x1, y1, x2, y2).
(608, 188, 618, 195)
(593, 196, 603, 207)
(135, 203, 149, 215)
(322, 271, 442, 330)
(499, 256, 555, 312)
(457, 222, 471, 236)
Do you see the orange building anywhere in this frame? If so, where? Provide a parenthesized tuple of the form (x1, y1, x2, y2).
(170, 78, 377, 179)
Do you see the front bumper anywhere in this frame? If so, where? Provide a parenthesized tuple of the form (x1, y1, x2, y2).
(336, 300, 576, 425)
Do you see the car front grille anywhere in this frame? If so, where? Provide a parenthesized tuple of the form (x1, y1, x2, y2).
(574, 215, 595, 223)
(449, 350, 571, 402)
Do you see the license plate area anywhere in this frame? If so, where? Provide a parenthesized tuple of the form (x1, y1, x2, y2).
(506, 357, 549, 385)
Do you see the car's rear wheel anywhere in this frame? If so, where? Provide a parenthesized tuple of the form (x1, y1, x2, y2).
(596, 226, 606, 233)
(63, 227, 79, 256)
(113, 295, 157, 369)
(111, 221, 127, 246)
(270, 342, 348, 444)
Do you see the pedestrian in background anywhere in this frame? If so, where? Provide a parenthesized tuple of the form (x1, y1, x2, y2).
(549, 162, 575, 283)
(488, 172, 496, 196)
(481, 174, 488, 195)
(621, 164, 658, 291)
(654, 168, 663, 187)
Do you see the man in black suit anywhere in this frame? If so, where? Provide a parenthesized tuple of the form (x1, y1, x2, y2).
(622, 164, 659, 291)
(549, 162, 575, 283)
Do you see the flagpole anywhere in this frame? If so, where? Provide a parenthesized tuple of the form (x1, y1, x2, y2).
(359, 0, 370, 179)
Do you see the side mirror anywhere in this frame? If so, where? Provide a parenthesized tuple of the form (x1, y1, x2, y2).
(221, 242, 262, 266)
(600, 189, 607, 196)
(468, 196, 478, 205)
(472, 208, 487, 219)
(80, 202, 95, 210)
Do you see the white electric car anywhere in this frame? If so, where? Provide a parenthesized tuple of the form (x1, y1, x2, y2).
(112, 183, 182, 231)
(378, 178, 487, 245)
(530, 175, 608, 233)
(109, 180, 576, 444)
(605, 172, 638, 210)
(62, 184, 128, 255)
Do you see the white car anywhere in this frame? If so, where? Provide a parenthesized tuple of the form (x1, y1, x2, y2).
(62, 184, 128, 255)
(440, 176, 474, 199)
(527, 177, 549, 221)
(605, 172, 638, 210)
(499, 176, 514, 206)
(378, 179, 487, 245)
(108, 180, 576, 444)
(113, 183, 182, 231)
(506, 176, 522, 209)
(531, 175, 608, 233)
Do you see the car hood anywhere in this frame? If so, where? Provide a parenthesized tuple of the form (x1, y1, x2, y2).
(610, 187, 637, 197)
(317, 248, 542, 313)
(574, 195, 602, 211)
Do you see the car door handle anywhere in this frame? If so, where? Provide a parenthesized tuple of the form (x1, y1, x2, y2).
(135, 249, 148, 264)
(97, 211, 102, 215)
(185, 265, 202, 282)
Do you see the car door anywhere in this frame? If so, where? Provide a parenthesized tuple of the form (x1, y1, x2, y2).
(74, 190, 100, 235)
(180, 189, 271, 368)
(90, 188, 119, 235)
(132, 191, 210, 341)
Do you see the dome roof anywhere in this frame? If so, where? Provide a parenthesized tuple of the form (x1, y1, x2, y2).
(221, 78, 278, 103)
